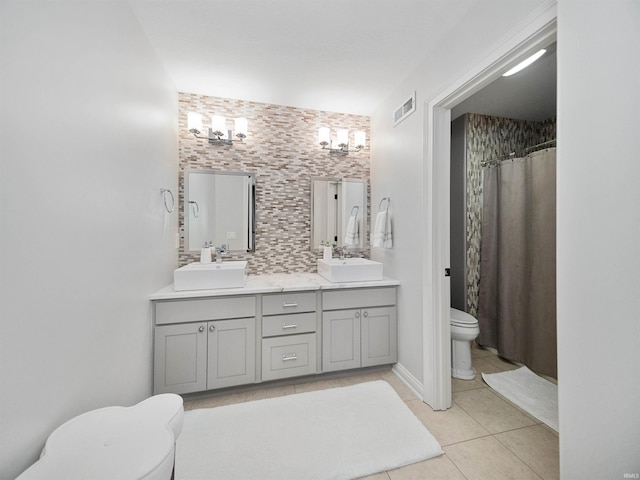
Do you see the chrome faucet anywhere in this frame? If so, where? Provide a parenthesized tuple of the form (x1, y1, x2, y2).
(334, 245, 347, 260)
(215, 244, 229, 264)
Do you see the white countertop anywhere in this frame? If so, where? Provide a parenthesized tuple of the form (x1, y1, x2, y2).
(150, 272, 400, 300)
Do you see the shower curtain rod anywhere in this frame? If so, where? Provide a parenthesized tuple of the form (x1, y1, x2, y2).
(481, 139, 556, 167)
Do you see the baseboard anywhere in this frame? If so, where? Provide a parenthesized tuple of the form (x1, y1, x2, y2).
(392, 362, 424, 400)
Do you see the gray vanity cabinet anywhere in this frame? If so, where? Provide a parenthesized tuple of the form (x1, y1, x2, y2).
(152, 282, 398, 393)
(153, 296, 256, 394)
(322, 287, 397, 372)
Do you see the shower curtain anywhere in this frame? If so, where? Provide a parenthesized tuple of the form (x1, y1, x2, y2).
(477, 147, 557, 379)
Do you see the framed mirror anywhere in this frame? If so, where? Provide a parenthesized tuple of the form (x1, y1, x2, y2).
(311, 177, 367, 251)
(184, 170, 256, 253)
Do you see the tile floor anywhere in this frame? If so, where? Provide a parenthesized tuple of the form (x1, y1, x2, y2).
(183, 345, 559, 480)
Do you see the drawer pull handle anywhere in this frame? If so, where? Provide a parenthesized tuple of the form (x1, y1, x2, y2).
(282, 323, 298, 330)
(282, 302, 299, 308)
(282, 353, 298, 362)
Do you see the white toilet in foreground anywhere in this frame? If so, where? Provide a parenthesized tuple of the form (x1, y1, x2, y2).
(450, 308, 480, 380)
(16, 394, 184, 480)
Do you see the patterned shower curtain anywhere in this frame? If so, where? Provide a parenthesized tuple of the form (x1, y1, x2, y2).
(477, 148, 557, 378)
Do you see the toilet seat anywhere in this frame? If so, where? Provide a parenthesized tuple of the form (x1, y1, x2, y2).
(451, 319, 478, 328)
(17, 394, 184, 480)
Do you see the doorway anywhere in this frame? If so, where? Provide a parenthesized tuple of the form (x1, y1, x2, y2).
(421, 7, 557, 410)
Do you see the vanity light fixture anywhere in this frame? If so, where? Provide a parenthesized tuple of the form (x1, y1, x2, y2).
(319, 128, 366, 155)
(502, 49, 546, 77)
(187, 112, 248, 146)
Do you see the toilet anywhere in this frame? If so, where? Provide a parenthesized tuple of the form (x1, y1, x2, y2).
(16, 394, 184, 480)
(450, 308, 480, 380)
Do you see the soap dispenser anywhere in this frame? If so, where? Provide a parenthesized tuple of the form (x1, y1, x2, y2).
(200, 242, 212, 264)
(322, 240, 332, 261)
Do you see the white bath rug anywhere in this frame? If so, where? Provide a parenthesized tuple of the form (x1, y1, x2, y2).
(176, 380, 443, 480)
(482, 366, 558, 432)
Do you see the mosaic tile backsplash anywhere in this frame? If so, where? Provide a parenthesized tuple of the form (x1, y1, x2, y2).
(465, 113, 556, 316)
(178, 93, 370, 274)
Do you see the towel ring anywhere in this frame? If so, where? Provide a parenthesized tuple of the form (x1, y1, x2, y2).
(378, 197, 390, 211)
(350, 205, 359, 217)
(161, 188, 175, 213)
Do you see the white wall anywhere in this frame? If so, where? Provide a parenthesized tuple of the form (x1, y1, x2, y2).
(0, 2, 178, 478)
(370, 0, 547, 392)
(373, 0, 639, 474)
(557, 1, 640, 477)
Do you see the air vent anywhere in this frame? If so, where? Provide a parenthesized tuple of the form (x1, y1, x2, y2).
(393, 91, 416, 127)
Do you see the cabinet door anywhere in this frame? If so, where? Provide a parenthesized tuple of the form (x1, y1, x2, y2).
(361, 306, 397, 367)
(207, 317, 256, 389)
(322, 309, 361, 372)
(154, 323, 207, 395)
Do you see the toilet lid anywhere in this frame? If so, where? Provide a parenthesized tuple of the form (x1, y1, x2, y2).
(450, 309, 478, 326)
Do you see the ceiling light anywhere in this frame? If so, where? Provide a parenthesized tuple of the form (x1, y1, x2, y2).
(502, 49, 546, 77)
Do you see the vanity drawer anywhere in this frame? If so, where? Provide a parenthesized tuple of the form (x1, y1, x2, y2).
(262, 312, 316, 337)
(262, 333, 317, 381)
(322, 287, 396, 311)
(262, 292, 317, 316)
(155, 296, 256, 325)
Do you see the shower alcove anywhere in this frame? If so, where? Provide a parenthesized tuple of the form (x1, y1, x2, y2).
(449, 42, 558, 379)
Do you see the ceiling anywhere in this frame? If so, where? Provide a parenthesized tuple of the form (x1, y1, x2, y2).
(128, 0, 483, 115)
(129, 1, 556, 120)
(452, 42, 557, 122)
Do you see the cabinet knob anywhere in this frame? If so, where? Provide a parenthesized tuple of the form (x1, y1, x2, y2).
(355, 311, 360, 318)
(363, 311, 368, 318)
(209, 325, 215, 332)
(198, 326, 205, 332)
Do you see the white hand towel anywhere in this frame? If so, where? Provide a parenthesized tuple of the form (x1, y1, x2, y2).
(383, 210, 393, 248)
(344, 216, 359, 246)
(373, 211, 385, 247)
(373, 210, 393, 248)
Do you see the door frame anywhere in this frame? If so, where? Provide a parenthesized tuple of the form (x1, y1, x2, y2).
(422, 1, 557, 410)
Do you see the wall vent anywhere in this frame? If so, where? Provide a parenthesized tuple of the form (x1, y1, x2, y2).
(393, 91, 416, 127)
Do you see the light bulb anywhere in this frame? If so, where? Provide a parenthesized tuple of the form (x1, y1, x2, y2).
(187, 112, 203, 133)
(337, 129, 349, 147)
(319, 127, 330, 145)
(235, 118, 248, 139)
(354, 131, 366, 148)
(211, 115, 226, 135)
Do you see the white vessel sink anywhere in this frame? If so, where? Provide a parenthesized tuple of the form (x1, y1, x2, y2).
(317, 258, 383, 283)
(173, 261, 248, 291)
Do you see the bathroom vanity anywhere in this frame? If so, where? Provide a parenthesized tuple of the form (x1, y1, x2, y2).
(150, 274, 399, 395)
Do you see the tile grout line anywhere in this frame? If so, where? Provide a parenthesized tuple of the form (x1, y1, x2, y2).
(493, 432, 547, 480)
(441, 431, 494, 448)
(444, 452, 472, 480)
